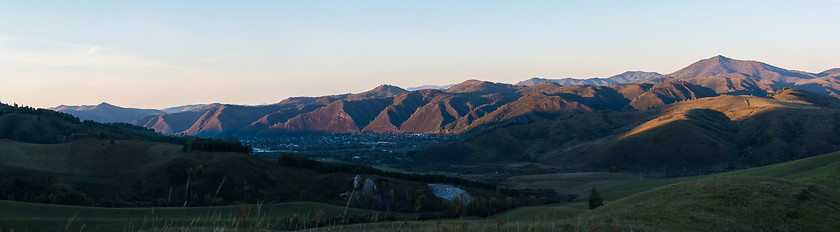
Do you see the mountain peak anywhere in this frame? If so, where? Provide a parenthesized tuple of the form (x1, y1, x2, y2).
(819, 68, 840, 76)
(459, 79, 489, 85)
(446, 79, 495, 92)
(345, 84, 407, 100)
(92, 102, 120, 110)
(446, 79, 523, 95)
(515, 78, 552, 86)
(372, 84, 405, 92)
(695, 55, 734, 66)
(608, 71, 663, 82)
(669, 55, 816, 81)
(710, 55, 730, 61)
(97, 102, 116, 107)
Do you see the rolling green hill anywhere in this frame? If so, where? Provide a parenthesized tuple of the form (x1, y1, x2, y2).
(0, 102, 185, 144)
(486, 149, 840, 230)
(564, 176, 840, 231)
(0, 138, 436, 210)
(0, 137, 526, 228)
(0, 139, 341, 206)
(600, 150, 840, 202)
(328, 175, 840, 231)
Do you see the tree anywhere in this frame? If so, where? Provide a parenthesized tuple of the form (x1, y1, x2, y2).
(588, 186, 604, 209)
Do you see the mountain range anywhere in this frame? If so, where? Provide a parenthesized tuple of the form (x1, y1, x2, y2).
(49, 55, 840, 137)
(516, 71, 665, 86)
(405, 84, 455, 91)
(518, 56, 840, 94)
(413, 87, 840, 172)
(49, 103, 208, 124)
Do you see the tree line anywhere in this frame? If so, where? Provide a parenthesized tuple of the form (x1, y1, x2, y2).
(0, 102, 187, 144)
(0, 102, 80, 123)
(183, 137, 251, 153)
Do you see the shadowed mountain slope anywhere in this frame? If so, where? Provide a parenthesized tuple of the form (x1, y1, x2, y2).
(682, 73, 771, 96)
(628, 80, 718, 110)
(133, 104, 219, 135)
(181, 104, 283, 137)
(362, 89, 445, 133)
(278, 98, 394, 134)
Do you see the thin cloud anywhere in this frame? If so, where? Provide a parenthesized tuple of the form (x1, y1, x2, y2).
(0, 38, 178, 69)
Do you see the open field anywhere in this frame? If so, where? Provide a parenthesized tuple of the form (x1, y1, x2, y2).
(0, 200, 413, 231)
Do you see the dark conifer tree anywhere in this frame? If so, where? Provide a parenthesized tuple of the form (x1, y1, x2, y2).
(589, 186, 604, 209)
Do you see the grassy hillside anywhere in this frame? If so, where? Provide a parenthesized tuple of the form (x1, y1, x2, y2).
(564, 176, 840, 231)
(0, 137, 525, 219)
(0, 139, 331, 205)
(319, 177, 840, 231)
(0, 102, 185, 144)
(0, 138, 531, 231)
(0, 200, 406, 231)
(0, 139, 412, 209)
(601, 150, 840, 201)
(481, 149, 840, 230)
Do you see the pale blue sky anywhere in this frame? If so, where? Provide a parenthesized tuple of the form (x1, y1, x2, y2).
(1, 0, 838, 108)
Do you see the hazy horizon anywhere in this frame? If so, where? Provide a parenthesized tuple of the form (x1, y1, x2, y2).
(2, 0, 838, 109)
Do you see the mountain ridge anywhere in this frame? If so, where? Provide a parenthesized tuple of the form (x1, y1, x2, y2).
(116, 55, 838, 137)
(515, 71, 664, 87)
(411, 88, 840, 173)
(49, 102, 165, 124)
(50, 102, 213, 124)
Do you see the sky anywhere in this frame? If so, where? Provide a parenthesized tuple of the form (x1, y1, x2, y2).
(1, 0, 838, 109)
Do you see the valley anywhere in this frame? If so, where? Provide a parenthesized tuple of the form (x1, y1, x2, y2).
(3, 56, 840, 231)
(4, 1, 840, 230)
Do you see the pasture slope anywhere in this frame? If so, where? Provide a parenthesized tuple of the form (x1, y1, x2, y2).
(0, 200, 407, 231)
(483, 150, 840, 231)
